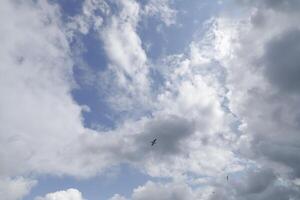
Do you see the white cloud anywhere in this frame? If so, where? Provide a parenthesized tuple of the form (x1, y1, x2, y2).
(109, 181, 199, 200)
(0, 177, 36, 200)
(0, 0, 85, 177)
(109, 194, 128, 200)
(35, 188, 85, 200)
(0, 0, 234, 184)
(198, 1, 300, 198)
(98, 0, 152, 114)
(72, 0, 243, 180)
(3, 0, 300, 199)
(143, 0, 177, 26)
(132, 181, 195, 200)
(67, 0, 110, 35)
(220, 6, 300, 178)
(108, 168, 299, 200)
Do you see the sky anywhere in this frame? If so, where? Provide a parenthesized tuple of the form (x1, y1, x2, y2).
(1, 0, 300, 200)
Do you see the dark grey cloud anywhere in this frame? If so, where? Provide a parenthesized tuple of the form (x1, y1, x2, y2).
(243, 184, 300, 200)
(257, 141, 300, 177)
(250, 10, 266, 27)
(241, 0, 300, 11)
(260, 0, 300, 11)
(135, 115, 195, 156)
(263, 29, 300, 93)
(75, 114, 196, 178)
(210, 168, 300, 200)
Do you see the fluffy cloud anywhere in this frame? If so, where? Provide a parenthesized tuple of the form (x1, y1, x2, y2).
(263, 29, 300, 93)
(98, 0, 152, 114)
(35, 188, 85, 200)
(3, 0, 300, 199)
(208, 168, 300, 200)
(0, 0, 84, 177)
(109, 181, 198, 200)
(109, 170, 299, 200)
(205, 1, 300, 198)
(0, 177, 36, 200)
(132, 181, 195, 200)
(0, 0, 233, 181)
(223, 7, 300, 177)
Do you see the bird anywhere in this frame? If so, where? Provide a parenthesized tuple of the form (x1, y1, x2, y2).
(151, 138, 157, 146)
(227, 175, 229, 181)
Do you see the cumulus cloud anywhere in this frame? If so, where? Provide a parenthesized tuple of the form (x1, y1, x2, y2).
(0, 177, 36, 200)
(263, 29, 300, 93)
(3, 0, 300, 199)
(98, 0, 152, 114)
(204, 1, 300, 198)
(109, 171, 298, 200)
(208, 168, 300, 200)
(0, 0, 234, 182)
(222, 7, 300, 179)
(109, 181, 198, 200)
(132, 181, 195, 200)
(35, 188, 85, 200)
(0, 0, 85, 177)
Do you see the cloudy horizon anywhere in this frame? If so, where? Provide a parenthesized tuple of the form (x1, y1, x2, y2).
(1, 0, 300, 199)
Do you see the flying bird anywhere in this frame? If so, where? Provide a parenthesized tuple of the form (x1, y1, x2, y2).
(151, 138, 157, 146)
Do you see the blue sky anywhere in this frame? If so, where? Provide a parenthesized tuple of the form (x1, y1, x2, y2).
(1, 0, 300, 200)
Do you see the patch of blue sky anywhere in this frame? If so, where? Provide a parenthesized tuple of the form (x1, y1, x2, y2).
(71, 31, 117, 130)
(49, 0, 83, 17)
(81, 32, 108, 72)
(24, 164, 153, 200)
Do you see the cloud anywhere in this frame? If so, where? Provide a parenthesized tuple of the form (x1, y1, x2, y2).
(67, 0, 110, 35)
(99, 0, 152, 114)
(132, 181, 195, 200)
(109, 194, 128, 200)
(174, 3, 300, 197)
(209, 168, 300, 200)
(135, 115, 195, 156)
(109, 181, 198, 200)
(109, 171, 296, 200)
(235, 168, 276, 195)
(70, 1, 241, 179)
(202, 3, 300, 200)
(0, 0, 235, 183)
(35, 188, 85, 200)
(0, 0, 85, 177)
(263, 29, 300, 93)
(3, 0, 300, 199)
(222, 9, 300, 178)
(241, 0, 300, 12)
(0, 177, 36, 200)
(143, 0, 177, 26)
